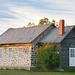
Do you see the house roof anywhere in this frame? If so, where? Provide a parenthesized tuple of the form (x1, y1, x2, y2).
(39, 26, 73, 43)
(0, 24, 54, 44)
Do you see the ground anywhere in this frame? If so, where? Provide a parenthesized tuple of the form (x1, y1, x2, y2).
(0, 70, 75, 75)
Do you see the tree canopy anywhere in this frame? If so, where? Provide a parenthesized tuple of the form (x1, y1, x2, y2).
(26, 17, 58, 27)
(38, 17, 50, 25)
(27, 22, 35, 27)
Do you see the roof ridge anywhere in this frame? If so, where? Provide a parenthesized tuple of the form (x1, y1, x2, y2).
(31, 23, 54, 43)
(10, 23, 53, 29)
(0, 23, 55, 44)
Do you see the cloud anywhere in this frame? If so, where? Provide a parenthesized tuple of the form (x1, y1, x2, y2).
(0, 0, 75, 35)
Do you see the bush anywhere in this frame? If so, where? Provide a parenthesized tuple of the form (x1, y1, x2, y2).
(36, 43, 61, 70)
(31, 66, 60, 72)
(65, 67, 75, 72)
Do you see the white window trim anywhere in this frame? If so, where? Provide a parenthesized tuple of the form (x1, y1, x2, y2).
(69, 48, 75, 57)
(0, 48, 2, 58)
(69, 48, 75, 66)
(18, 47, 22, 58)
(8, 47, 12, 58)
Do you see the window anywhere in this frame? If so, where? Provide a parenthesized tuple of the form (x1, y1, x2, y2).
(18, 48, 22, 58)
(69, 48, 75, 57)
(8, 48, 12, 58)
(69, 48, 75, 66)
(0, 48, 2, 58)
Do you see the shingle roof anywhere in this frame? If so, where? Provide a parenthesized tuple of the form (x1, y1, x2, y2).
(0, 24, 53, 44)
(39, 26, 73, 43)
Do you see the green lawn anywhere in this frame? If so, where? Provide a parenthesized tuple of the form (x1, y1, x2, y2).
(0, 70, 75, 75)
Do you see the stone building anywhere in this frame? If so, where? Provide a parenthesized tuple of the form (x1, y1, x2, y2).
(0, 20, 74, 70)
(0, 24, 55, 70)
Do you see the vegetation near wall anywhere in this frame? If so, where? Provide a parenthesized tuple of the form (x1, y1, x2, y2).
(36, 43, 61, 70)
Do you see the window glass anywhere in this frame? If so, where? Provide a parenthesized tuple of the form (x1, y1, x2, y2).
(8, 48, 12, 58)
(70, 48, 75, 57)
(18, 48, 22, 58)
(0, 49, 2, 58)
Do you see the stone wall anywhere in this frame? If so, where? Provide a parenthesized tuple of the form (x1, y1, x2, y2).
(0, 44, 32, 70)
(0, 24, 55, 69)
(60, 27, 75, 69)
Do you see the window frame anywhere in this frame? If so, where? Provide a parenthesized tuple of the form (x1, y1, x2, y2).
(18, 47, 22, 58)
(69, 48, 75, 66)
(8, 47, 12, 58)
(69, 48, 75, 58)
(0, 48, 2, 58)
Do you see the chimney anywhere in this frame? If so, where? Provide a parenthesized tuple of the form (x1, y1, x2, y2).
(59, 19, 65, 36)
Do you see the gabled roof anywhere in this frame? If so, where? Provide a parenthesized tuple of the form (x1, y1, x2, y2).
(0, 24, 54, 44)
(39, 26, 73, 43)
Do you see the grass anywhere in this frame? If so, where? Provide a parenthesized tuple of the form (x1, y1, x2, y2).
(0, 69, 75, 75)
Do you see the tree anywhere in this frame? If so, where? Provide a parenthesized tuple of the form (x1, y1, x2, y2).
(27, 22, 32, 27)
(52, 19, 55, 25)
(32, 22, 35, 26)
(52, 19, 58, 27)
(26, 17, 58, 27)
(27, 22, 35, 27)
(36, 43, 61, 70)
(38, 17, 50, 25)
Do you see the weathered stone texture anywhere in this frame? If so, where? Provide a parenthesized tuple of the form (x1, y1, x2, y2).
(60, 28, 75, 69)
(0, 45, 32, 70)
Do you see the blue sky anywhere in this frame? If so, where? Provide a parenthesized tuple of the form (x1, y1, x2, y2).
(0, 0, 75, 34)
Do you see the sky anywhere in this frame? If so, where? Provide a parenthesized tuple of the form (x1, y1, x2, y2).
(0, 0, 75, 35)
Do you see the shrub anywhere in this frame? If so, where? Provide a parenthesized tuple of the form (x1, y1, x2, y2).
(36, 43, 61, 70)
(65, 67, 75, 72)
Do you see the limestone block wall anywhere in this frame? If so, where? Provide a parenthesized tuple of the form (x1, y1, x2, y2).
(0, 44, 32, 70)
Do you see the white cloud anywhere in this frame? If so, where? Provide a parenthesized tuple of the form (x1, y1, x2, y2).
(0, 0, 75, 35)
